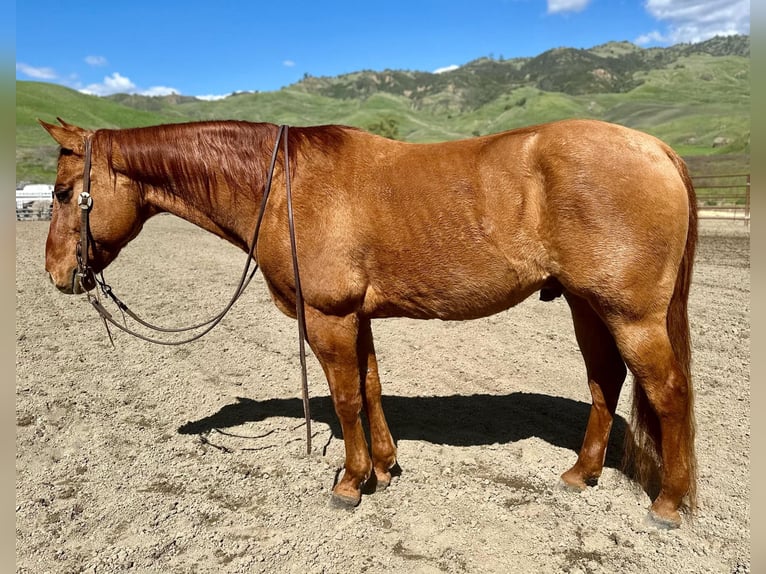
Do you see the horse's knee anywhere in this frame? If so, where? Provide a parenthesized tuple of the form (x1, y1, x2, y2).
(331, 390, 363, 422)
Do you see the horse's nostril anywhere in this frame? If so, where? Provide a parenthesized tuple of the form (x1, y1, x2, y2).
(48, 272, 71, 293)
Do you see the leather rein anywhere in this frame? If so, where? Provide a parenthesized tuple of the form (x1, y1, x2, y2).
(75, 125, 313, 453)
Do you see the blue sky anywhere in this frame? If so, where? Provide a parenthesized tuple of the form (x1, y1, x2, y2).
(16, 0, 750, 100)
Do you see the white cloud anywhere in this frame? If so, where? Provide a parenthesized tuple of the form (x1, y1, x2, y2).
(80, 74, 181, 97)
(283, 60, 296, 67)
(16, 62, 57, 80)
(547, 0, 591, 14)
(19, 61, 181, 98)
(195, 93, 232, 101)
(641, 0, 750, 44)
(433, 64, 460, 74)
(85, 55, 107, 66)
(635, 30, 666, 45)
(141, 86, 179, 97)
(80, 72, 136, 96)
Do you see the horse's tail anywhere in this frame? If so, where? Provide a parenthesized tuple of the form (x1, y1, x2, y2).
(624, 149, 698, 511)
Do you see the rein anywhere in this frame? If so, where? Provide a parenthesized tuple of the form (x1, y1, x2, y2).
(76, 125, 313, 453)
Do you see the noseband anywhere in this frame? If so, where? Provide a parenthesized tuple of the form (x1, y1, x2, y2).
(75, 125, 313, 452)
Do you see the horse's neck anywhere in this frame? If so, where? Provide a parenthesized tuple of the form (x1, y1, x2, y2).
(112, 123, 274, 250)
(141, 177, 257, 251)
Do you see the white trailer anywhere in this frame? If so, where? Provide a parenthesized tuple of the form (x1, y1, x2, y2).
(16, 184, 54, 209)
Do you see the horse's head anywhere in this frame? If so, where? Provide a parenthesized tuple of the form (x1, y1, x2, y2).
(39, 119, 145, 294)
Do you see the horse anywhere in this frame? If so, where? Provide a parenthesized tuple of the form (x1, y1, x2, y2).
(40, 117, 698, 528)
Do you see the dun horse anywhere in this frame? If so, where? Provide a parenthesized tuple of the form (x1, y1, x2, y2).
(41, 118, 697, 528)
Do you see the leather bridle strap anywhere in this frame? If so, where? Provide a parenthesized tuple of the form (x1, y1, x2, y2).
(80, 125, 313, 453)
(76, 136, 96, 292)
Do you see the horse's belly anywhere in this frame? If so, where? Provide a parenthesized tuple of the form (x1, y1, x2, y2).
(362, 261, 548, 320)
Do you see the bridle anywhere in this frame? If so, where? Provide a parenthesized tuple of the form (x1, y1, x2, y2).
(75, 136, 96, 292)
(74, 125, 313, 452)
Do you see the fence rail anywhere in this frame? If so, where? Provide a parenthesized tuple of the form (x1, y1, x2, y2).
(692, 173, 750, 226)
(16, 202, 53, 221)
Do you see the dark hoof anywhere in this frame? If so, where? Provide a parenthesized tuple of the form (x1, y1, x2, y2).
(557, 478, 587, 493)
(363, 463, 400, 494)
(329, 492, 361, 510)
(645, 509, 682, 529)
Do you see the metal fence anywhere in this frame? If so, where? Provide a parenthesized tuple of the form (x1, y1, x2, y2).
(16, 202, 53, 221)
(693, 173, 750, 226)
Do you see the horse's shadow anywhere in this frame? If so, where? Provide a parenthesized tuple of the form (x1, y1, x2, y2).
(178, 391, 628, 471)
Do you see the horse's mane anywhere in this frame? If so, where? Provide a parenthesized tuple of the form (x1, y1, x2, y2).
(94, 120, 352, 208)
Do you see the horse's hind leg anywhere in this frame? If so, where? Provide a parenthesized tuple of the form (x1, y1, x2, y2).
(610, 317, 694, 528)
(358, 318, 397, 489)
(305, 309, 372, 507)
(561, 293, 627, 490)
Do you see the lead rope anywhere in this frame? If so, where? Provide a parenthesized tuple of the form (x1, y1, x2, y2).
(79, 125, 312, 453)
(282, 126, 312, 453)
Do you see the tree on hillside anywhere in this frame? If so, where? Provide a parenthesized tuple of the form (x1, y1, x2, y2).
(367, 116, 400, 140)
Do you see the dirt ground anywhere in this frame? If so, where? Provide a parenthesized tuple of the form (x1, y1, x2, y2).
(16, 216, 750, 573)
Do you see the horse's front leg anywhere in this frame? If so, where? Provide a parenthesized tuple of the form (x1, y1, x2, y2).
(306, 308, 371, 506)
(358, 317, 397, 490)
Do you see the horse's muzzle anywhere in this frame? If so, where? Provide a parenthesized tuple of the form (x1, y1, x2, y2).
(49, 268, 95, 294)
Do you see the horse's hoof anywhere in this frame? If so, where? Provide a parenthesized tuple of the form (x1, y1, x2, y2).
(329, 491, 361, 510)
(374, 470, 391, 491)
(645, 509, 682, 529)
(558, 477, 587, 493)
(560, 467, 599, 491)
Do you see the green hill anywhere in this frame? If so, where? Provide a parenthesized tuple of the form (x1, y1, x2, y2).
(17, 35, 749, 184)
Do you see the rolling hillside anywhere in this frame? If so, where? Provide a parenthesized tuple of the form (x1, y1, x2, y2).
(17, 35, 749, 184)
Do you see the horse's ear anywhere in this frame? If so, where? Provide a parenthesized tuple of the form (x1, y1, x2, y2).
(38, 119, 89, 154)
(56, 117, 77, 128)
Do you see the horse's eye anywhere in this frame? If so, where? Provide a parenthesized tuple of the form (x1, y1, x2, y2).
(53, 186, 72, 203)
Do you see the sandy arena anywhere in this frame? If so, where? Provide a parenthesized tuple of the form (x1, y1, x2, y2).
(16, 216, 749, 573)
